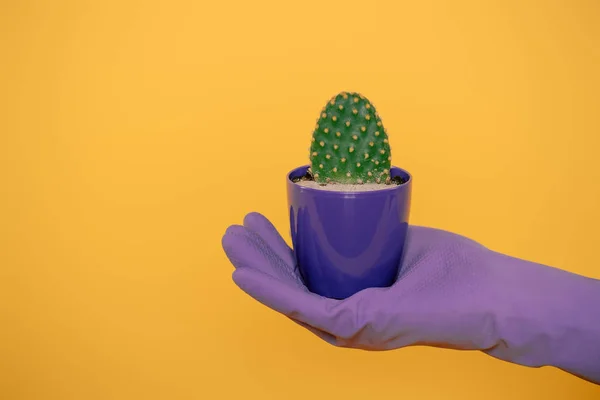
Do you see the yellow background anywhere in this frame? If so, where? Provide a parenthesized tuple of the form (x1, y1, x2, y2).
(2, 0, 599, 398)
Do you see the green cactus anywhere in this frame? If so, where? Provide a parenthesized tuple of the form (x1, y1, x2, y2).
(309, 92, 392, 185)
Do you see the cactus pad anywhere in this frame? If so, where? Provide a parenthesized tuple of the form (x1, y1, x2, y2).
(309, 92, 392, 184)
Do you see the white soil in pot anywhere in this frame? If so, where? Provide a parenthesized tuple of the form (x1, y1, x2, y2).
(295, 180, 396, 192)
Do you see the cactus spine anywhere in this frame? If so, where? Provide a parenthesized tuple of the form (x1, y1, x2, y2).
(309, 92, 392, 184)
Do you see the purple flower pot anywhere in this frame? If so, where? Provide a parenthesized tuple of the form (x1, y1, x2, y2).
(286, 165, 412, 299)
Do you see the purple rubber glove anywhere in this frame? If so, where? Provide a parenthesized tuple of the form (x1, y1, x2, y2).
(222, 212, 600, 384)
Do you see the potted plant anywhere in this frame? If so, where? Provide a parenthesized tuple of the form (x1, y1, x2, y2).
(287, 91, 412, 299)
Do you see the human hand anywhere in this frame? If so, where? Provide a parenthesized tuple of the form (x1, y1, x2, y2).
(222, 211, 506, 350)
(222, 212, 600, 383)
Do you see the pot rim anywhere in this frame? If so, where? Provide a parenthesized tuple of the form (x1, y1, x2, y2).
(287, 164, 411, 197)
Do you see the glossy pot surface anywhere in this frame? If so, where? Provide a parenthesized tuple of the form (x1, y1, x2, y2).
(286, 165, 412, 299)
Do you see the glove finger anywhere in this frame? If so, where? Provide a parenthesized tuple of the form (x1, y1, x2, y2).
(242, 212, 296, 269)
(222, 224, 305, 288)
(232, 267, 377, 340)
